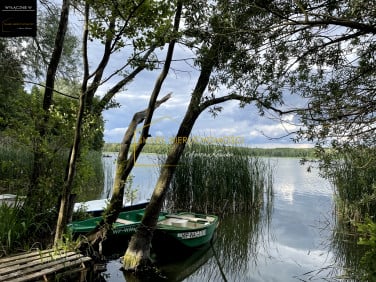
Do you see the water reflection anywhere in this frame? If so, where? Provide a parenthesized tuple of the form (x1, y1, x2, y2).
(100, 152, 158, 202)
(96, 157, 364, 281)
(329, 216, 367, 281)
(156, 243, 214, 281)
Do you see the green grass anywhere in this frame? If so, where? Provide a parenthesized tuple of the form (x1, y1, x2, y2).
(0, 146, 104, 255)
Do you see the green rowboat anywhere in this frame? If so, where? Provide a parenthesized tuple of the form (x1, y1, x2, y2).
(68, 209, 219, 250)
(68, 208, 166, 237)
(155, 212, 219, 249)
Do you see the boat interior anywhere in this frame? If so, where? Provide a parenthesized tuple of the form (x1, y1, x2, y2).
(158, 214, 216, 229)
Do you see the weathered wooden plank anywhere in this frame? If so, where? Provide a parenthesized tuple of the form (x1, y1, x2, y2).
(3, 257, 91, 282)
(0, 251, 77, 272)
(0, 249, 60, 264)
(0, 254, 84, 280)
(0, 249, 92, 282)
(0, 254, 91, 281)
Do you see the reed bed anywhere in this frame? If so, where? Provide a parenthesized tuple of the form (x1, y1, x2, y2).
(163, 143, 273, 215)
(328, 148, 376, 280)
(330, 148, 376, 222)
(0, 146, 33, 194)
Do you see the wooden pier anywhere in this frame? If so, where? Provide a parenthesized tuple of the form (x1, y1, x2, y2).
(0, 248, 92, 281)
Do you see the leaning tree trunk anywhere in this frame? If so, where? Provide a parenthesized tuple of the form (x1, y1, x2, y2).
(85, 1, 183, 249)
(122, 108, 200, 269)
(122, 35, 219, 269)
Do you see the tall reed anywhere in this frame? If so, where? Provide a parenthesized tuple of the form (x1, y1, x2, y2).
(329, 148, 376, 221)
(327, 147, 376, 280)
(163, 143, 273, 214)
(0, 146, 33, 194)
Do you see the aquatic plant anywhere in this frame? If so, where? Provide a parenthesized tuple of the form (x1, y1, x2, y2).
(329, 147, 376, 222)
(357, 217, 376, 281)
(162, 143, 273, 214)
(327, 147, 376, 280)
(0, 146, 33, 194)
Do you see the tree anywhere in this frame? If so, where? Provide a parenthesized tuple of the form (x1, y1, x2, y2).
(122, 0, 284, 270)
(0, 40, 25, 131)
(242, 1, 376, 152)
(120, 0, 376, 270)
(54, 0, 176, 242)
(23, 0, 72, 213)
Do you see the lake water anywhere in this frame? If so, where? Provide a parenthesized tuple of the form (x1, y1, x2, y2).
(96, 154, 345, 281)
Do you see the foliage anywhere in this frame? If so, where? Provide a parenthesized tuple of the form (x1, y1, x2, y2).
(357, 217, 376, 281)
(178, 1, 376, 158)
(86, 0, 175, 51)
(0, 201, 27, 255)
(326, 147, 376, 280)
(73, 150, 104, 199)
(0, 146, 33, 194)
(123, 175, 138, 205)
(239, 1, 376, 151)
(0, 40, 25, 131)
(0, 148, 103, 253)
(0, 200, 56, 256)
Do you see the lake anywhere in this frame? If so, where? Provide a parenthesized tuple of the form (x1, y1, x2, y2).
(95, 154, 346, 281)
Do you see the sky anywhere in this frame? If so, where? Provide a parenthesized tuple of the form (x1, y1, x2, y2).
(95, 43, 312, 148)
(62, 2, 314, 150)
(94, 42, 312, 148)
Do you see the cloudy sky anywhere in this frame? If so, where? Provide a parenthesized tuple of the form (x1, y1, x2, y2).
(89, 42, 310, 148)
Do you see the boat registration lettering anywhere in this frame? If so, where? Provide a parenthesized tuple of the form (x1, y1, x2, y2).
(113, 226, 137, 234)
(177, 229, 206, 239)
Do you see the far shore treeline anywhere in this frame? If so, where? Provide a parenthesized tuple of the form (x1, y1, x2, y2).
(103, 142, 316, 158)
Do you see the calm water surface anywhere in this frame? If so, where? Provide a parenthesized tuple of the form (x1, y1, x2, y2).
(97, 154, 342, 281)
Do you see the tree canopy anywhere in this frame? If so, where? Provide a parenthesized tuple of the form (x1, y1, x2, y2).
(236, 1, 376, 150)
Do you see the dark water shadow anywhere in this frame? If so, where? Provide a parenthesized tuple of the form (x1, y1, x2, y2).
(95, 241, 214, 282)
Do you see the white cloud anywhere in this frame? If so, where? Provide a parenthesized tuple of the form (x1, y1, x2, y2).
(104, 127, 128, 142)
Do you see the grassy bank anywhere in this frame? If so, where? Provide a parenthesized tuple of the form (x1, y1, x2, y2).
(0, 146, 104, 255)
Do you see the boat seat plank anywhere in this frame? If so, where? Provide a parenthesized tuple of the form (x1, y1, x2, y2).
(116, 218, 135, 225)
(166, 214, 214, 223)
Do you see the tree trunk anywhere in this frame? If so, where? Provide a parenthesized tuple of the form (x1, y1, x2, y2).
(84, 1, 182, 250)
(54, 90, 86, 244)
(27, 0, 70, 211)
(122, 36, 218, 269)
(123, 114, 199, 269)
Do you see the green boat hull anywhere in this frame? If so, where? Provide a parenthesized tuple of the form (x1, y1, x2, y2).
(68, 209, 219, 251)
(68, 208, 154, 237)
(155, 212, 219, 249)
